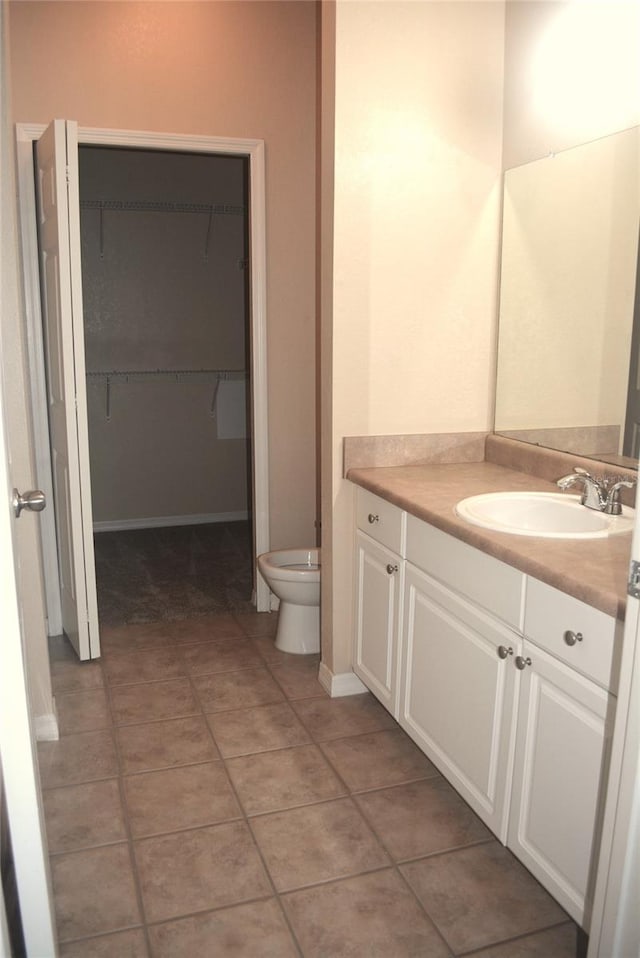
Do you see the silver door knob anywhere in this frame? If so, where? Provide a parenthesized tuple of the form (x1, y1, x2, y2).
(515, 655, 532, 670)
(497, 645, 513, 659)
(563, 630, 583, 647)
(386, 564, 398, 575)
(12, 488, 46, 517)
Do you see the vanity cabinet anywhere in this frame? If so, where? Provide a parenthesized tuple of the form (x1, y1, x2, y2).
(353, 489, 406, 717)
(400, 561, 520, 839)
(351, 486, 619, 929)
(507, 578, 618, 924)
(508, 639, 613, 924)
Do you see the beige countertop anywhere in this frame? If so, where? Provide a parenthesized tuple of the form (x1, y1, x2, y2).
(347, 461, 631, 621)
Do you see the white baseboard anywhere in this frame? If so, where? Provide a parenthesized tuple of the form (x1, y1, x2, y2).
(93, 510, 249, 533)
(318, 662, 368, 698)
(34, 712, 59, 742)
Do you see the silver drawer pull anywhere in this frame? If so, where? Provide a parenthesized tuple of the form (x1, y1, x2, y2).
(515, 655, 532, 670)
(563, 630, 583, 647)
(497, 645, 513, 659)
(368, 513, 379, 524)
(386, 564, 398, 575)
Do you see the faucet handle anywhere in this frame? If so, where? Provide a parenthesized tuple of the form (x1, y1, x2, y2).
(604, 478, 636, 516)
(573, 466, 596, 479)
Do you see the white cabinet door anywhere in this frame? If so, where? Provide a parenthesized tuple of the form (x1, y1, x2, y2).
(353, 530, 403, 717)
(399, 563, 519, 840)
(35, 120, 100, 659)
(508, 641, 613, 927)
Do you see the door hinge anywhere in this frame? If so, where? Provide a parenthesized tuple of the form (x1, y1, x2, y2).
(65, 164, 70, 184)
(628, 559, 640, 599)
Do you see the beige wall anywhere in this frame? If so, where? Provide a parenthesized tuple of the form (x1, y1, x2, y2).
(8, 0, 318, 549)
(323, 1, 505, 675)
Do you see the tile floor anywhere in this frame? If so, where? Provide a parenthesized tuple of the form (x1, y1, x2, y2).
(39, 612, 583, 957)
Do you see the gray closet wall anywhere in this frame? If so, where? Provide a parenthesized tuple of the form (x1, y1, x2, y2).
(80, 147, 250, 528)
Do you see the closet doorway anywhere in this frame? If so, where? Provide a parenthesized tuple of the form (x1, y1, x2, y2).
(17, 123, 270, 655)
(80, 145, 253, 625)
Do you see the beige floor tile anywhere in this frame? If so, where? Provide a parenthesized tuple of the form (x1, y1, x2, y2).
(169, 614, 244, 644)
(180, 637, 263, 675)
(116, 715, 219, 774)
(51, 843, 141, 942)
(283, 869, 451, 958)
(291, 693, 396, 741)
(251, 798, 390, 891)
(401, 842, 567, 953)
(49, 634, 78, 663)
(123, 762, 241, 837)
(51, 656, 105, 694)
(321, 729, 441, 791)
(110, 678, 200, 726)
(207, 702, 311, 757)
(38, 730, 119, 788)
(147, 899, 298, 958)
(250, 636, 300, 665)
(102, 648, 186, 687)
(100, 621, 174, 655)
(270, 660, 327, 700)
(471, 922, 579, 958)
(355, 778, 492, 861)
(43, 779, 127, 853)
(56, 688, 112, 735)
(133, 821, 272, 923)
(59, 927, 149, 958)
(235, 611, 278, 637)
(226, 744, 346, 815)
(193, 667, 285, 712)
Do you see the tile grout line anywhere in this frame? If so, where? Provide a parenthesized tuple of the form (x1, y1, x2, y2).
(46, 616, 575, 956)
(180, 619, 307, 958)
(102, 655, 156, 958)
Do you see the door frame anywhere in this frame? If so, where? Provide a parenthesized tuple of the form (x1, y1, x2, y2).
(16, 123, 271, 624)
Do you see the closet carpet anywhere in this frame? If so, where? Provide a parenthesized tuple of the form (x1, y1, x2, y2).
(94, 521, 254, 625)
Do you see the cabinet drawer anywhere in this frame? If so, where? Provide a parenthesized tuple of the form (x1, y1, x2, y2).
(406, 515, 524, 629)
(356, 488, 406, 555)
(524, 577, 620, 692)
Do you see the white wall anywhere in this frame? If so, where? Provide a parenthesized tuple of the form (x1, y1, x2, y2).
(323, 1, 505, 674)
(503, 0, 640, 167)
(496, 127, 639, 439)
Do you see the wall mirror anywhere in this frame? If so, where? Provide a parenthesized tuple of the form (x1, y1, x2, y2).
(494, 126, 640, 468)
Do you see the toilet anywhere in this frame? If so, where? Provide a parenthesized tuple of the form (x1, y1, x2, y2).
(257, 548, 320, 654)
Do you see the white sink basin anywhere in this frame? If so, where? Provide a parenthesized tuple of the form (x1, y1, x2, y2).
(455, 491, 635, 539)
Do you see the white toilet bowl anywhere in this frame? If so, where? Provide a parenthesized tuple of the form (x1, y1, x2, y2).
(257, 548, 320, 654)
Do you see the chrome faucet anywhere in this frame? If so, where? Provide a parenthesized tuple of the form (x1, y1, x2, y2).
(557, 466, 636, 515)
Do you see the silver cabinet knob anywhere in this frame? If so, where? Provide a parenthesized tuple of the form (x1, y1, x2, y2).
(497, 645, 513, 659)
(386, 564, 398, 575)
(515, 655, 532, 670)
(368, 513, 379, 524)
(12, 488, 46, 518)
(563, 630, 583, 647)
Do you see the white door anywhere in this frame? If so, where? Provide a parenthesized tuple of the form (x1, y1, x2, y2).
(0, 407, 57, 958)
(0, 12, 57, 944)
(35, 120, 100, 660)
(353, 530, 403, 716)
(508, 641, 612, 926)
(587, 499, 640, 955)
(399, 564, 519, 840)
